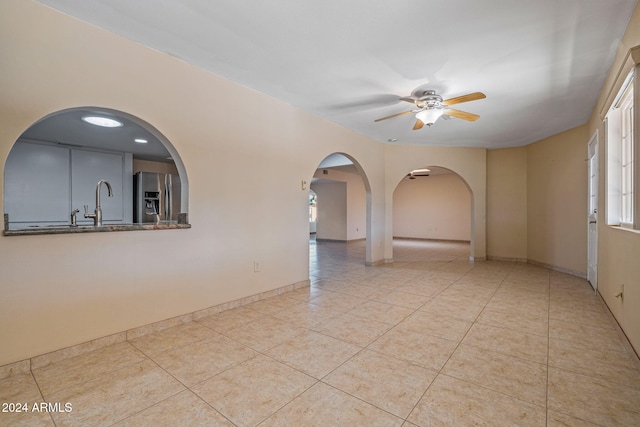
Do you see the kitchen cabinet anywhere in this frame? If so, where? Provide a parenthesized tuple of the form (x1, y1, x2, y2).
(4, 141, 70, 225)
(4, 140, 132, 228)
(71, 149, 132, 225)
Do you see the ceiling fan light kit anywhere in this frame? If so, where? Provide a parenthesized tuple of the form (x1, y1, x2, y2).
(415, 109, 444, 127)
(375, 90, 486, 130)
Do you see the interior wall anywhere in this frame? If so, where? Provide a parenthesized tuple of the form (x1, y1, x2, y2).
(587, 1, 640, 354)
(346, 173, 367, 241)
(486, 147, 528, 260)
(310, 181, 347, 241)
(393, 173, 470, 241)
(313, 168, 366, 241)
(132, 159, 179, 175)
(4, 0, 637, 365)
(0, 1, 389, 366)
(526, 124, 589, 276)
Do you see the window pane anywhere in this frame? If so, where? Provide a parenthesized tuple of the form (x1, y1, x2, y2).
(620, 87, 634, 225)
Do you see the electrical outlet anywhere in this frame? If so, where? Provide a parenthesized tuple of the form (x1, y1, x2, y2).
(254, 261, 261, 272)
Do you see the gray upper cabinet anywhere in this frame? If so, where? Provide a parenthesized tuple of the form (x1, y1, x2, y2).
(4, 141, 71, 225)
(72, 149, 125, 225)
(4, 140, 133, 228)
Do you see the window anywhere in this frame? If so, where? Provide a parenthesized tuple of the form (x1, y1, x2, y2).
(607, 69, 636, 228)
(309, 193, 317, 222)
(620, 86, 634, 225)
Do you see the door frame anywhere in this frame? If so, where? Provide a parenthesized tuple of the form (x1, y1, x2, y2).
(587, 130, 599, 291)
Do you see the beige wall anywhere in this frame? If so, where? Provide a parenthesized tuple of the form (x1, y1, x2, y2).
(486, 147, 527, 260)
(526, 125, 589, 276)
(346, 174, 367, 241)
(2, 0, 638, 365)
(393, 173, 471, 241)
(312, 168, 367, 241)
(311, 181, 347, 241)
(586, 2, 640, 354)
(132, 159, 179, 175)
(0, 1, 389, 365)
(486, 133, 590, 276)
(485, 125, 588, 276)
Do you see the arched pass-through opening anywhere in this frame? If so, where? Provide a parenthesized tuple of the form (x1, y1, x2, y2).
(391, 165, 474, 260)
(307, 152, 373, 267)
(3, 106, 189, 229)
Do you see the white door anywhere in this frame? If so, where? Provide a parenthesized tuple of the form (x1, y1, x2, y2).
(587, 131, 598, 290)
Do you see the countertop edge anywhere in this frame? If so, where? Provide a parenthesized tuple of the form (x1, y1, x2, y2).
(3, 223, 191, 236)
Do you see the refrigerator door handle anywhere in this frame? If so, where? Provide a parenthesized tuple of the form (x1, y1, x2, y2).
(165, 175, 171, 222)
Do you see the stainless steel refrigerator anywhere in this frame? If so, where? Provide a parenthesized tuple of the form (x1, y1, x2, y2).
(134, 172, 181, 224)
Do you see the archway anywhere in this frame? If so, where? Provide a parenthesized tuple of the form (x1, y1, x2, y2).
(308, 152, 372, 266)
(3, 106, 189, 228)
(390, 165, 475, 261)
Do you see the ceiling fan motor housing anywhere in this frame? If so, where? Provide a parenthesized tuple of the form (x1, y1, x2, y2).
(416, 90, 444, 108)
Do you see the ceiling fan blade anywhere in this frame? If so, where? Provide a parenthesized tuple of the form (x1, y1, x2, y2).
(413, 119, 424, 130)
(442, 92, 486, 106)
(374, 110, 415, 122)
(443, 108, 480, 121)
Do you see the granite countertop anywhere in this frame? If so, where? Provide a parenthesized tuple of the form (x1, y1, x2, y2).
(3, 223, 191, 236)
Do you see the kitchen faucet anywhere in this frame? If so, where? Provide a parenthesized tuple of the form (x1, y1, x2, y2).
(70, 208, 80, 226)
(84, 180, 113, 226)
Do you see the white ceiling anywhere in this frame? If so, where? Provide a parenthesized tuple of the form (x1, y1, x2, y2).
(21, 108, 172, 162)
(36, 0, 637, 149)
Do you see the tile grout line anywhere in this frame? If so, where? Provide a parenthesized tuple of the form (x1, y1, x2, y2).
(14, 240, 635, 425)
(255, 256, 460, 424)
(26, 369, 57, 427)
(395, 254, 518, 422)
(126, 333, 246, 427)
(311, 268, 439, 424)
(404, 259, 524, 421)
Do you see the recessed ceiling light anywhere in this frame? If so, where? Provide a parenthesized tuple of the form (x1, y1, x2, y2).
(134, 138, 148, 143)
(81, 116, 123, 128)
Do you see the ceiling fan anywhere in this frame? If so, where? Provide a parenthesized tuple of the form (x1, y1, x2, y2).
(375, 90, 486, 130)
(405, 168, 431, 180)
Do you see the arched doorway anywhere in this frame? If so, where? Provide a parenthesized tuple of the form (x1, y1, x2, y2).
(391, 165, 473, 260)
(3, 107, 189, 229)
(308, 152, 372, 268)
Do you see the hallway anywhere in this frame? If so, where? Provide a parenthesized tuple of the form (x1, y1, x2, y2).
(2, 239, 639, 426)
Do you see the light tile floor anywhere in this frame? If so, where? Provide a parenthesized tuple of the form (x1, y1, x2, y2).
(2, 238, 640, 426)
